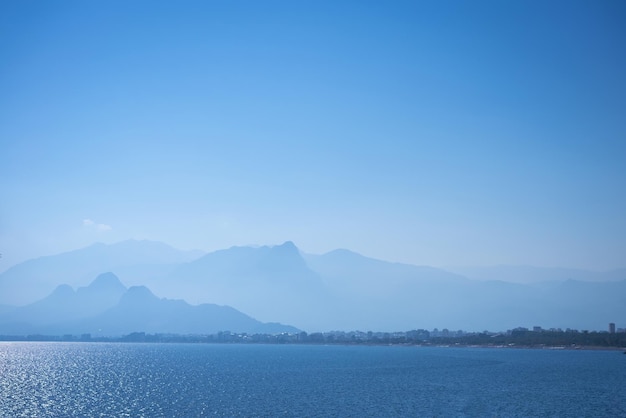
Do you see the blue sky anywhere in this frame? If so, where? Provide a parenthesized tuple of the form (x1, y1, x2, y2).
(1, 1, 625, 271)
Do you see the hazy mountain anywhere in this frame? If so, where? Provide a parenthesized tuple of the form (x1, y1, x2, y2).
(446, 265, 626, 284)
(172, 241, 318, 286)
(303, 249, 626, 331)
(0, 272, 127, 327)
(301, 249, 528, 330)
(299, 249, 474, 330)
(83, 285, 298, 336)
(304, 248, 468, 297)
(1, 240, 625, 333)
(0, 240, 204, 305)
(151, 241, 329, 331)
(0, 273, 297, 337)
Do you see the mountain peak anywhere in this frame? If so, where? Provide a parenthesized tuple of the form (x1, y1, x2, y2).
(271, 241, 299, 255)
(323, 248, 363, 258)
(120, 286, 159, 305)
(50, 284, 75, 298)
(265, 241, 307, 267)
(87, 272, 126, 291)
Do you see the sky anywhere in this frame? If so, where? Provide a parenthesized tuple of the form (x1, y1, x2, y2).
(1, 0, 625, 272)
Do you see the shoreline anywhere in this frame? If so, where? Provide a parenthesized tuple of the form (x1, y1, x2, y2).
(1, 337, 625, 352)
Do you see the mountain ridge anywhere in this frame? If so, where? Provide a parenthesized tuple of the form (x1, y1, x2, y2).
(446, 265, 626, 284)
(0, 240, 205, 305)
(1, 240, 625, 332)
(0, 273, 298, 336)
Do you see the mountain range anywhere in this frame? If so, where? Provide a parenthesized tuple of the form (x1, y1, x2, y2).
(0, 240, 204, 305)
(446, 265, 626, 284)
(1, 240, 625, 332)
(0, 272, 297, 336)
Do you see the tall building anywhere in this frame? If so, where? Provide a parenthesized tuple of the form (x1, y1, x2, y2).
(609, 323, 616, 334)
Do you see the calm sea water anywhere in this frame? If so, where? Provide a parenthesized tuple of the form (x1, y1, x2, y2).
(0, 342, 625, 417)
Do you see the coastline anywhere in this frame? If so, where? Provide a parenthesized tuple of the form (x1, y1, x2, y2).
(1, 334, 625, 353)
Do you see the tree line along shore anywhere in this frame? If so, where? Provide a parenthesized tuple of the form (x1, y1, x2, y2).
(1, 327, 625, 350)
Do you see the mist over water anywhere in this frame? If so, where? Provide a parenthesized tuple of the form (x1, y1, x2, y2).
(1, 342, 624, 417)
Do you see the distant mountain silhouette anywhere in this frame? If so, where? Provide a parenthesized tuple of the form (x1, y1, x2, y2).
(171, 241, 317, 286)
(1, 272, 127, 327)
(303, 249, 626, 331)
(0, 273, 298, 337)
(446, 265, 626, 284)
(152, 241, 328, 331)
(0, 240, 204, 305)
(85, 285, 297, 336)
(1, 240, 625, 332)
(304, 248, 467, 298)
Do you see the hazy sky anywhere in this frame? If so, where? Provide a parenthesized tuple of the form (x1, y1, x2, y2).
(1, 1, 625, 271)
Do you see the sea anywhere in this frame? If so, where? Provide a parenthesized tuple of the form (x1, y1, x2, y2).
(1, 342, 625, 417)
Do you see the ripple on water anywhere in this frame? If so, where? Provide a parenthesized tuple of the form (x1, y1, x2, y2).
(1, 343, 625, 417)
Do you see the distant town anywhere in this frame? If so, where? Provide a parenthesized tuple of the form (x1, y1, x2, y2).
(2, 323, 625, 350)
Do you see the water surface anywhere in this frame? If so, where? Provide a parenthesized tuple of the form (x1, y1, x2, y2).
(1, 343, 624, 417)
